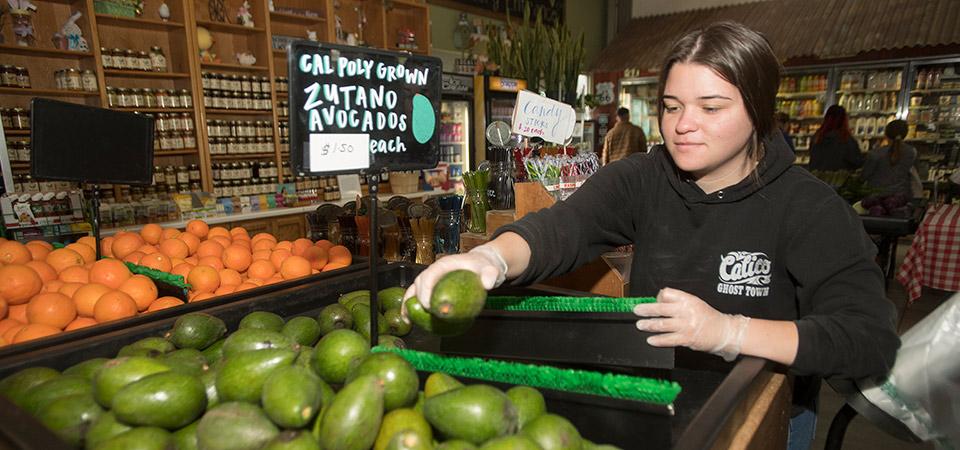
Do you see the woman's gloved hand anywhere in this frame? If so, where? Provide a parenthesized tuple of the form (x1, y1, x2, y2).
(402, 245, 507, 311)
(633, 287, 751, 362)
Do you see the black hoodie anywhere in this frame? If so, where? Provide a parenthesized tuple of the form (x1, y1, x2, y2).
(495, 133, 899, 407)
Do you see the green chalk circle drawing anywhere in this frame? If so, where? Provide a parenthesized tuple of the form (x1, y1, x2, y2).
(411, 94, 435, 144)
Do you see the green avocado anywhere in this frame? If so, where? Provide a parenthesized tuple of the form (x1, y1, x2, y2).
(346, 353, 419, 411)
(435, 441, 477, 450)
(221, 328, 299, 359)
(423, 385, 518, 445)
(424, 372, 463, 399)
(262, 430, 322, 450)
(315, 375, 384, 450)
(428, 270, 486, 321)
(166, 313, 227, 350)
(92, 357, 171, 408)
(196, 402, 278, 450)
(383, 308, 412, 336)
(261, 365, 324, 428)
(351, 305, 388, 341)
(171, 420, 200, 450)
(85, 411, 132, 450)
(312, 329, 369, 384)
(478, 436, 543, 450)
(405, 297, 474, 337)
(162, 348, 209, 376)
(36, 393, 103, 448)
(506, 386, 547, 429)
(111, 371, 207, 429)
(239, 311, 285, 332)
(91, 426, 171, 450)
(63, 358, 109, 381)
(317, 304, 354, 336)
(0, 367, 60, 407)
(216, 348, 297, 403)
(520, 414, 582, 450)
(377, 287, 406, 312)
(384, 430, 433, 450)
(282, 316, 323, 346)
(22, 375, 91, 414)
(374, 408, 433, 450)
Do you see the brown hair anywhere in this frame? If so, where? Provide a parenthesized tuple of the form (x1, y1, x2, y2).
(884, 119, 908, 165)
(657, 21, 782, 163)
(813, 105, 852, 144)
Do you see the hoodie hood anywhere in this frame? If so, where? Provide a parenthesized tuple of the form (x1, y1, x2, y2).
(655, 131, 796, 204)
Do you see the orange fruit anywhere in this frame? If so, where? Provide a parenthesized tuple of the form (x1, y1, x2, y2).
(171, 263, 195, 279)
(162, 228, 182, 240)
(25, 260, 58, 283)
(64, 317, 98, 331)
(122, 251, 145, 265)
(252, 250, 272, 261)
(0, 264, 44, 305)
(245, 278, 263, 286)
(0, 318, 25, 336)
(235, 282, 259, 292)
(186, 220, 210, 239)
(247, 260, 276, 280)
(302, 247, 328, 271)
(25, 241, 52, 261)
(77, 236, 96, 249)
(187, 266, 220, 293)
(66, 243, 96, 265)
(27, 240, 54, 251)
(0, 241, 32, 265)
(72, 283, 111, 317)
(111, 233, 145, 259)
(146, 296, 184, 312)
(291, 238, 314, 256)
(189, 292, 215, 302)
(280, 256, 312, 280)
(159, 239, 189, 260)
(222, 246, 252, 272)
(270, 249, 292, 271)
(210, 236, 232, 249)
(140, 253, 173, 273)
(119, 275, 158, 311)
(218, 269, 242, 287)
(208, 227, 231, 240)
(196, 241, 224, 259)
(328, 246, 352, 266)
(252, 239, 275, 252)
(198, 256, 224, 270)
(274, 241, 293, 251)
(13, 324, 61, 343)
(7, 304, 27, 324)
(46, 248, 85, 273)
(214, 284, 237, 296)
(89, 259, 132, 289)
(0, 297, 6, 320)
(264, 275, 284, 285)
(231, 239, 252, 251)
(184, 256, 199, 265)
(315, 240, 334, 252)
(58, 283, 84, 298)
(138, 244, 159, 255)
(229, 227, 248, 238)
(45, 280, 65, 293)
(93, 291, 138, 323)
(26, 292, 76, 328)
(140, 223, 163, 245)
(58, 266, 90, 284)
(178, 233, 201, 256)
(252, 233, 277, 244)
(3, 323, 25, 343)
(100, 236, 115, 258)
(322, 262, 350, 272)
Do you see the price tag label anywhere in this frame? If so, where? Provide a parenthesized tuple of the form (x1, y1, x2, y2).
(308, 133, 370, 172)
(511, 90, 577, 145)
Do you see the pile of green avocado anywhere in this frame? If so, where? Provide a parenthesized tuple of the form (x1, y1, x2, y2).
(0, 286, 621, 450)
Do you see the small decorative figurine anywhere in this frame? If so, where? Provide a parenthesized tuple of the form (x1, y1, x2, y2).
(197, 26, 218, 62)
(8, 0, 38, 47)
(334, 14, 345, 44)
(236, 52, 256, 66)
(345, 33, 357, 46)
(157, 1, 170, 22)
(306, 30, 318, 42)
(236, 0, 254, 27)
(52, 11, 88, 51)
(268, 0, 274, 12)
(209, 0, 226, 22)
(134, 0, 144, 17)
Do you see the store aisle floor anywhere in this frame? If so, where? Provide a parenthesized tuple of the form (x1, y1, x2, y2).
(810, 238, 946, 450)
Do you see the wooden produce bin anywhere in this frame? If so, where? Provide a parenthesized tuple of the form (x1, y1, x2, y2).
(0, 263, 789, 450)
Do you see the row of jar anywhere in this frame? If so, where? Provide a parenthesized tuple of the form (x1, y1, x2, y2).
(206, 120, 273, 138)
(202, 90, 273, 111)
(208, 137, 275, 155)
(213, 161, 280, 181)
(214, 179, 280, 198)
(55, 68, 98, 92)
(152, 113, 195, 133)
(1, 107, 30, 130)
(97, 196, 183, 227)
(277, 101, 289, 118)
(7, 140, 30, 162)
(0, 65, 31, 88)
(153, 165, 202, 187)
(201, 72, 273, 94)
(101, 47, 168, 73)
(6, 191, 79, 225)
(154, 130, 197, 150)
(8, 175, 77, 195)
(107, 87, 193, 109)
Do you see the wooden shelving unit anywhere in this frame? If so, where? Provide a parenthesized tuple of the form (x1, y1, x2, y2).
(102, 69, 192, 78)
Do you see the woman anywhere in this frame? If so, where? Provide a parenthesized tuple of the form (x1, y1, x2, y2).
(862, 120, 917, 198)
(808, 105, 864, 171)
(405, 22, 899, 450)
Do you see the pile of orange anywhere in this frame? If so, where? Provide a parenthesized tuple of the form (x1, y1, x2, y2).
(0, 219, 352, 347)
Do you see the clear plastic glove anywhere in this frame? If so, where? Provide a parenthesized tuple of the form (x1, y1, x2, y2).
(402, 245, 507, 311)
(633, 287, 751, 362)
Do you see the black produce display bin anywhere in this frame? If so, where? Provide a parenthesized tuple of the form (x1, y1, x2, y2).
(0, 258, 368, 361)
(0, 263, 774, 450)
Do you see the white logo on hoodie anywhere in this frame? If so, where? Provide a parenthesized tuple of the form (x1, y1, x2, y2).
(716, 251, 772, 297)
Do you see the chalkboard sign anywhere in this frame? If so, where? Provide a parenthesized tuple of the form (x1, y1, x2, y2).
(288, 41, 443, 175)
(431, 0, 563, 24)
(30, 98, 154, 185)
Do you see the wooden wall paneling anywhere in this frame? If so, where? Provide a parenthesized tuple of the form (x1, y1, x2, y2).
(384, 1, 429, 55)
(274, 214, 305, 241)
(183, 0, 214, 191)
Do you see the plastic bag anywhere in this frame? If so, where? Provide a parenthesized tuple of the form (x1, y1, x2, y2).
(857, 293, 960, 449)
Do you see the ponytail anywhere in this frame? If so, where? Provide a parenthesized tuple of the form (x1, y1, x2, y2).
(884, 120, 909, 166)
(889, 138, 902, 166)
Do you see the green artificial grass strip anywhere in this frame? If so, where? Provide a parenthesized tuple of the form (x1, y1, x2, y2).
(124, 261, 190, 291)
(484, 296, 656, 313)
(373, 347, 681, 406)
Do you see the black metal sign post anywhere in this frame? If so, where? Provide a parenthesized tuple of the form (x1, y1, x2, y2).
(366, 171, 380, 347)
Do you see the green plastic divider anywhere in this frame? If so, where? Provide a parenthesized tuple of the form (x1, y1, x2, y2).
(484, 296, 655, 313)
(123, 261, 190, 291)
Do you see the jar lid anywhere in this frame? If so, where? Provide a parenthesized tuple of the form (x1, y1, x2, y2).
(151, 46, 162, 51)
(138, 50, 149, 55)
(125, 49, 136, 54)
(66, 68, 79, 73)
(15, 66, 26, 71)
(82, 69, 94, 74)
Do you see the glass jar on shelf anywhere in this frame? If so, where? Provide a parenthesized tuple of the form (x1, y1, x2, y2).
(15, 67, 30, 88)
(179, 89, 192, 108)
(137, 50, 151, 71)
(142, 88, 157, 107)
(123, 49, 137, 70)
(101, 47, 113, 69)
(149, 46, 167, 72)
(64, 68, 82, 91)
(10, 108, 29, 130)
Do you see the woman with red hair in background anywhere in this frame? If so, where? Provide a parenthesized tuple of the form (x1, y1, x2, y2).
(808, 105, 864, 171)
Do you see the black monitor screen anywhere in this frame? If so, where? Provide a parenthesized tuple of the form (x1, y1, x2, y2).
(30, 98, 154, 185)
(288, 41, 442, 175)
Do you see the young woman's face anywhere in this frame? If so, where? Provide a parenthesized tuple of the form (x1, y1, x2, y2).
(661, 62, 755, 181)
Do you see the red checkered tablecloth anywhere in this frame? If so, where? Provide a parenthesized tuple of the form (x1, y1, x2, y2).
(897, 204, 960, 303)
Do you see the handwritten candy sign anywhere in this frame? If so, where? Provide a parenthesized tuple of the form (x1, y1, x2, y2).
(511, 90, 577, 145)
(289, 42, 442, 174)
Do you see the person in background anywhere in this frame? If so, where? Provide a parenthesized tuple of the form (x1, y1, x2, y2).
(862, 120, 917, 198)
(602, 107, 647, 165)
(406, 22, 898, 450)
(776, 111, 796, 153)
(808, 105, 864, 171)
